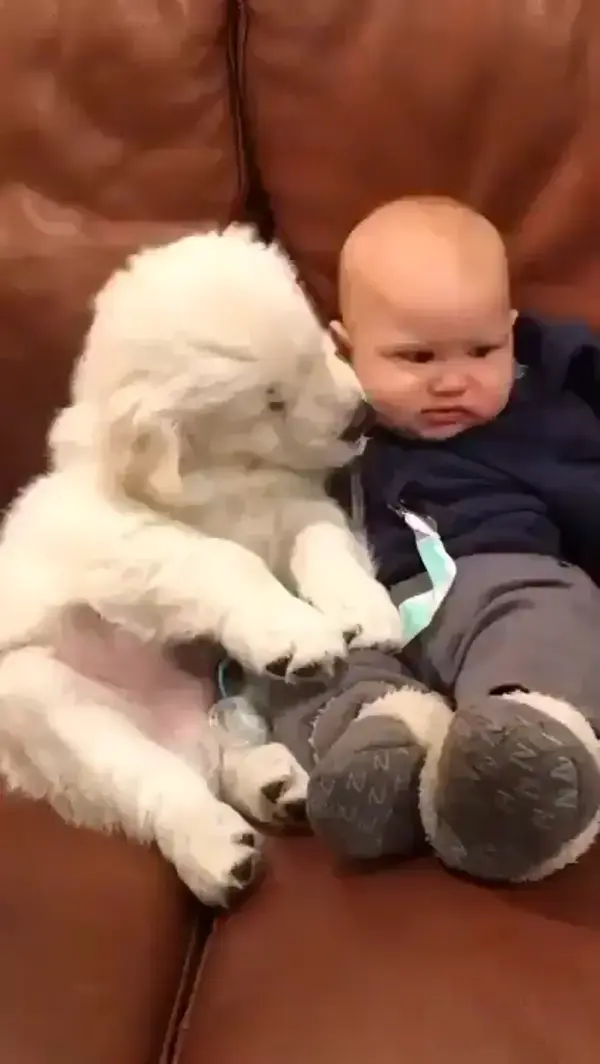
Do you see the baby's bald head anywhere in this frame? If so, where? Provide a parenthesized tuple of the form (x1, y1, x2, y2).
(339, 197, 510, 335)
(336, 198, 515, 439)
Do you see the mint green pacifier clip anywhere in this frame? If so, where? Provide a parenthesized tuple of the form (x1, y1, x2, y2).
(392, 505, 456, 644)
(351, 469, 456, 646)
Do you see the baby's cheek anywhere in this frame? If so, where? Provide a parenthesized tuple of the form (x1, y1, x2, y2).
(475, 384, 510, 422)
(371, 393, 416, 433)
(482, 376, 510, 417)
(353, 357, 419, 427)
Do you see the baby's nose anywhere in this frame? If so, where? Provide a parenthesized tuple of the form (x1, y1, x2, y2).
(430, 373, 468, 396)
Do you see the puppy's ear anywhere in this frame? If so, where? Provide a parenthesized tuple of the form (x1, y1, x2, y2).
(105, 388, 182, 502)
(130, 419, 181, 501)
(223, 222, 260, 246)
(329, 320, 352, 361)
(48, 403, 97, 467)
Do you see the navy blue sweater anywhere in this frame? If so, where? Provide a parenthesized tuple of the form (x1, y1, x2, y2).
(348, 315, 600, 588)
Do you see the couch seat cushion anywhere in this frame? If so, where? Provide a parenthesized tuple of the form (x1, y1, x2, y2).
(0, 795, 208, 1064)
(176, 833, 600, 1063)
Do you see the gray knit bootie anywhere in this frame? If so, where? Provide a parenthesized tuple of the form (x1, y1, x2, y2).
(305, 650, 452, 860)
(420, 690, 600, 882)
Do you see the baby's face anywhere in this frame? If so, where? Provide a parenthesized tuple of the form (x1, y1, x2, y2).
(342, 262, 516, 440)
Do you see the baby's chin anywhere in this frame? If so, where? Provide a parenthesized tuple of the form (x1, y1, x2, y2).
(417, 412, 474, 434)
(412, 411, 480, 439)
(414, 397, 510, 439)
(377, 405, 494, 440)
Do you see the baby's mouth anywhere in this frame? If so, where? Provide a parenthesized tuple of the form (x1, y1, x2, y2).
(421, 406, 469, 425)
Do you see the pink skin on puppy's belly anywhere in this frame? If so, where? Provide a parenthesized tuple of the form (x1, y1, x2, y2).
(51, 607, 219, 750)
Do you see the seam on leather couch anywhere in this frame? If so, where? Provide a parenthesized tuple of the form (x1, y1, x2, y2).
(170, 917, 222, 1064)
(159, 918, 208, 1064)
(230, 0, 275, 237)
(229, 0, 329, 324)
(225, 0, 251, 220)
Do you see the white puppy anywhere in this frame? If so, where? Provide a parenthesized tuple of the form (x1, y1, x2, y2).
(0, 225, 403, 904)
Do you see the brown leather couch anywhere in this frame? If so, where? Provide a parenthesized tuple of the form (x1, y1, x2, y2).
(1, 2, 600, 1062)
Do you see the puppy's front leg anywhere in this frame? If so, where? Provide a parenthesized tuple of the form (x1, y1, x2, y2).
(0, 647, 261, 907)
(285, 501, 404, 649)
(84, 510, 348, 678)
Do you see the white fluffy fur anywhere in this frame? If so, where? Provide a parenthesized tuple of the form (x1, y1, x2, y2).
(358, 686, 452, 748)
(0, 225, 404, 905)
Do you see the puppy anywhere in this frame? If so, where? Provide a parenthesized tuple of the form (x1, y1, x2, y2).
(0, 226, 403, 904)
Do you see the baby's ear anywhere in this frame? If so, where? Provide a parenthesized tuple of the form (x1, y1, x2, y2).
(329, 320, 352, 360)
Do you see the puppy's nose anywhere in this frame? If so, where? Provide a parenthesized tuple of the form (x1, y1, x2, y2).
(341, 402, 373, 442)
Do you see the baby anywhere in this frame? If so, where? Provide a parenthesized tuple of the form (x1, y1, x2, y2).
(246, 195, 600, 884)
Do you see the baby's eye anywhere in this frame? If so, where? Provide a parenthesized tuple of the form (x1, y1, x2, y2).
(471, 344, 496, 358)
(379, 346, 436, 364)
(403, 349, 435, 364)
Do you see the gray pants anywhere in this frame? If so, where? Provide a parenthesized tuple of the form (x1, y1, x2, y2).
(253, 553, 600, 872)
(400, 552, 600, 726)
(261, 552, 600, 765)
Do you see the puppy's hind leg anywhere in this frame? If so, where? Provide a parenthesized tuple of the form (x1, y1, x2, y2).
(221, 738, 309, 828)
(0, 647, 262, 907)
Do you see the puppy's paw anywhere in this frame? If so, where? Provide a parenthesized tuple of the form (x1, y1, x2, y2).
(308, 579, 405, 651)
(222, 596, 347, 680)
(171, 802, 263, 907)
(224, 743, 308, 827)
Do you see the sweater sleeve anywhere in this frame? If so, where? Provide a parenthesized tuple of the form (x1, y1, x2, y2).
(513, 316, 600, 582)
(516, 313, 600, 414)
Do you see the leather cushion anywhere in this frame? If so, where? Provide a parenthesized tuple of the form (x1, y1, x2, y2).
(0, 0, 242, 505)
(176, 834, 600, 1063)
(241, 0, 600, 327)
(0, 795, 208, 1064)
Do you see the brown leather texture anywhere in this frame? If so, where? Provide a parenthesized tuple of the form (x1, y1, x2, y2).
(240, 0, 600, 326)
(0, 795, 209, 1064)
(2, 1, 600, 1062)
(177, 835, 600, 1064)
(0, 0, 244, 506)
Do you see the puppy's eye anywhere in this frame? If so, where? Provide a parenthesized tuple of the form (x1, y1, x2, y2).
(266, 388, 286, 413)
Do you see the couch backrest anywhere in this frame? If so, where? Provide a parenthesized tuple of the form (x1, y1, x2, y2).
(0, 0, 245, 504)
(0, 0, 598, 505)
(239, 0, 600, 326)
